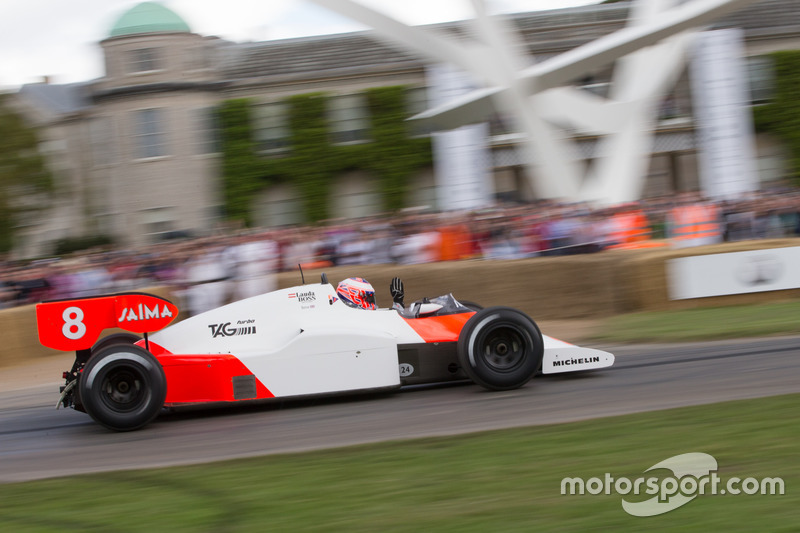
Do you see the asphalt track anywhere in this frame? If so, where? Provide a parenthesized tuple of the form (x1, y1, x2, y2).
(1, 337, 798, 483)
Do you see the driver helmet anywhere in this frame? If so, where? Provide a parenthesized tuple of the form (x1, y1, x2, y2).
(336, 277, 377, 310)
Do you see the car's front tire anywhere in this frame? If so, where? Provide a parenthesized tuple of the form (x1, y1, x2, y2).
(79, 345, 166, 431)
(459, 300, 483, 311)
(457, 307, 543, 391)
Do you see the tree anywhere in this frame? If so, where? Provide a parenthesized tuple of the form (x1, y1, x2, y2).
(0, 94, 52, 252)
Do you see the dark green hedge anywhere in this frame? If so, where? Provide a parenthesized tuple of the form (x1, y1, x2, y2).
(218, 87, 432, 226)
(753, 51, 800, 184)
(54, 235, 115, 256)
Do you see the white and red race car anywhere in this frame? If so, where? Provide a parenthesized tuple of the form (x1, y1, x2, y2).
(36, 274, 614, 431)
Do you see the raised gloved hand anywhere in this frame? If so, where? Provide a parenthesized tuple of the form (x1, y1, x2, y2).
(390, 277, 405, 306)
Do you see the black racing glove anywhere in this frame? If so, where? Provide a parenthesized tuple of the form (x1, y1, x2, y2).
(390, 277, 405, 307)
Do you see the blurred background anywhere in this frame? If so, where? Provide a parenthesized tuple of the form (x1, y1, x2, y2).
(0, 6, 799, 523)
(1, 0, 799, 314)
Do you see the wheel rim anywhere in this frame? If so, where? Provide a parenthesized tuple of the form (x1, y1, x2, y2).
(481, 325, 527, 372)
(100, 366, 147, 412)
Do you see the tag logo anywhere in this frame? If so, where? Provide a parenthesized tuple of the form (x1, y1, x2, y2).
(208, 323, 257, 338)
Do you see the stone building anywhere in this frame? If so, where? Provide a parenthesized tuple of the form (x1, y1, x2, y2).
(10, 0, 800, 257)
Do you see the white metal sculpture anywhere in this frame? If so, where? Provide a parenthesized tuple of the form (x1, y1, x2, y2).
(311, 0, 757, 205)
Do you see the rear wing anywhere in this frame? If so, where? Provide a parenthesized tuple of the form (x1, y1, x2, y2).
(36, 293, 179, 352)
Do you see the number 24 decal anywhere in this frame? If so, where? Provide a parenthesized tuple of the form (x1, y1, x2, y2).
(62, 306, 87, 340)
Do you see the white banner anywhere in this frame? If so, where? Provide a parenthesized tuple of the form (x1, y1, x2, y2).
(667, 247, 800, 300)
(427, 64, 493, 211)
(690, 29, 758, 200)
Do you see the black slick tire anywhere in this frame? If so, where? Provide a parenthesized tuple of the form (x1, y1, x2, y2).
(457, 307, 543, 391)
(79, 344, 166, 431)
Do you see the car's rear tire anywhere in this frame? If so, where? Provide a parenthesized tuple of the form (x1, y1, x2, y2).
(79, 344, 166, 431)
(91, 332, 141, 354)
(68, 334, 143, 414)
(457, 307, 543, 391)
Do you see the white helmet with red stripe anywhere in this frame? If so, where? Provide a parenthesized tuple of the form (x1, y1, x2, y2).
(336, 277, 377, 310)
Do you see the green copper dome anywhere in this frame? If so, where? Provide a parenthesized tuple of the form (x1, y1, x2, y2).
(109, 2, 191, 37)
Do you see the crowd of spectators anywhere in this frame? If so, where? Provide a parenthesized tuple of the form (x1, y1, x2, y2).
(3, 189, 800, 313)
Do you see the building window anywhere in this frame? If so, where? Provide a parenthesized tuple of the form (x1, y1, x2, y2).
(90, 116, 115, 166)
(133, 108, 166, 159)
(193, 107, 220, 154)
(578, 72, 611, 98)
(580, 81, 609, 98)
(140, 207, 177, 240)
(185, 47, 208, 71)
(406, 87, 428, 118)
(747, 56, 774, 104)
(252, 102, 289, 152)
(128, 48, 160, 73)
(104, 54, 116, 78)
(405, 87, 430, 137)
(328, 94, 370, 144)
(489, 113, 513, 136)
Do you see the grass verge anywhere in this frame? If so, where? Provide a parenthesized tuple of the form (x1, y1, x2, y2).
(1, 394, 797, 532)
(593, 301, 800, 343)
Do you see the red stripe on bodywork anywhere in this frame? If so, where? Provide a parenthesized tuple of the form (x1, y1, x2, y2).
(402, 312, 474, 343)
(138, 340, 274, 405)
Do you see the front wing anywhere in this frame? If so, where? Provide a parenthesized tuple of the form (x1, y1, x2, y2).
(541, 336, 615, 374)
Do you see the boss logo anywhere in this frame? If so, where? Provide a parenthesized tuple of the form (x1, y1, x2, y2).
(289, 291, 317, 303)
